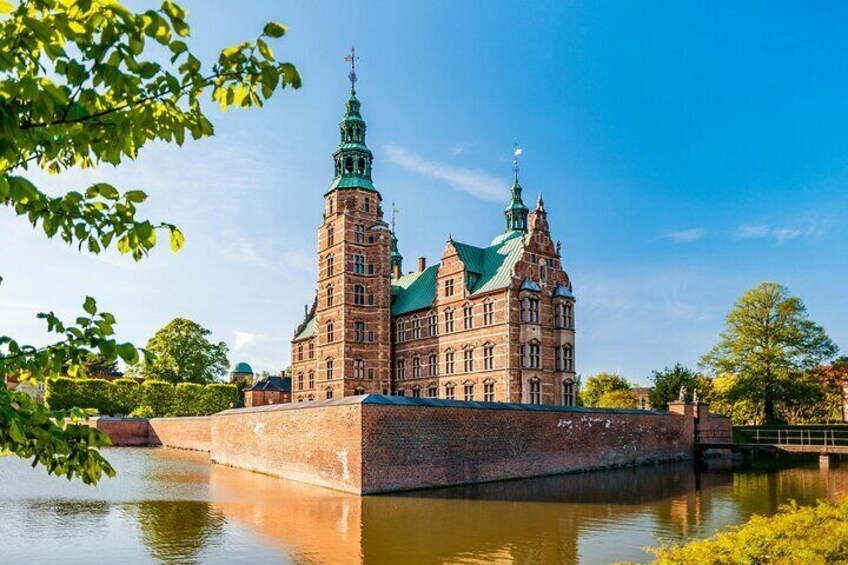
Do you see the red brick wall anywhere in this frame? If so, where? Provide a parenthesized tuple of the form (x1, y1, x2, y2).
(149, 417, 211, 451)
(359, 403, 694, 494)
(73, 417, 150, 446)
(211, 403, 363, 494)
(696, 404, 733, 443)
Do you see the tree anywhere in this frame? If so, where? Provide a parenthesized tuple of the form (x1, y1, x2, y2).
(812, 356, 848, 423)
(582, 372, 631, 407)
(648, 363, 703, 410)
(0, 0, 299, 484)
(136, 318, 229, 384)
(596, 389, 638, 409)
(701, 282, 838, 424)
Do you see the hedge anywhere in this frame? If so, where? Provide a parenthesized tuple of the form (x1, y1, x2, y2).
(46, 378, 239, 417)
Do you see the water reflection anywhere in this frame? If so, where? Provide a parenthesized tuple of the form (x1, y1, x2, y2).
(2, 449, 848, 564)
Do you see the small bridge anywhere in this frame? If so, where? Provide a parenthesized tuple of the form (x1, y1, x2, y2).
(698, 426, 848, 467)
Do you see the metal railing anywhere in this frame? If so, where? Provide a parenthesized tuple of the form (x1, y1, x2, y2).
(735, 426, 848, 448)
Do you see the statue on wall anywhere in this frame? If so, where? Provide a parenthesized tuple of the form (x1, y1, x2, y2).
(678, 386, 687, 401)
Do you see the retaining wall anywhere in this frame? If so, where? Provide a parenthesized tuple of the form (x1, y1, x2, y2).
(149, 416, 211, 451)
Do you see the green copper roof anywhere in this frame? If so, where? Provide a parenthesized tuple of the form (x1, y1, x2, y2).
(294, 314, 315, 340)
(391, 231, 526, 315)
(231, 361, 253, 374)
(328, 175, 376, 192)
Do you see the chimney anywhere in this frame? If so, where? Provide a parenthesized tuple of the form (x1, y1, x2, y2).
(418, 257, 427, 272)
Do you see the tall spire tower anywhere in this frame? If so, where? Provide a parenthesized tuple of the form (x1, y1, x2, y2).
(505, 143, 529, 232)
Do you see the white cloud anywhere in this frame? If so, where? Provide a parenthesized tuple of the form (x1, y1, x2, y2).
(660, 228, 708, 243)
(735, 224, 816, 242)
(234, 331, 259, 350)
(773, 227, 802, 241)
(735, 224, 771, 239)
(383, 144, 507, 202)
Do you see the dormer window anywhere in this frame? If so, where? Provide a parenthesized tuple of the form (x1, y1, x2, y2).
(445, 278, 455, 297)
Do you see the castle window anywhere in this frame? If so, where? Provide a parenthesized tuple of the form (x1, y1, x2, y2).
(428, 385, 438, 398)
(355, 387, 365, 395)
(354, 254, 366, 274)
(464, 348, 474, 373)
(327, 284, 334, 307)
(445, 383, 456, 400)
(326, 321, 335, 342)
(411, 317, 421, 340)
(368, 294, 375, 306)
(520, 344, 526, 368)
(428, 352, 438, 376)
(308, 341, 314, 359)
(397, 389, 406, 397)
(396, 358, 406, 379)
(368, 368, 375, 379)
(463, 304, 474, 330)
(529, 378, 541, 404)
(326, 254, 335, 276)
(354, 320, 366, 342)
(412, 356, 421, 378)
(345, 156, 353, 173)
(368, 264, 374, 275)
(297, 372, 304, 390)
(565, 302, 574, 329)
(327, 224, 335, 246)
(412, 387, 421, 398)
(555, 346, 563, 371)
(445, 350, 455, 374)
(563, 344, 574, 372)
(539, 259, 548, 284)
(328, 197, 334, 215)
(364, 197, 371, 213)
(464, 382, 474, 401)
(396, 320, 405, 343)
(444, 309, 454, 333)
(308, 371, 314, 388)
(326, 387, 334, 400)
(530, 253, 538, 264)
(297, 344, 304, 362)
(326, 358, 334, 380)
(483, 345, 494, 370)
(483, 300, 494, 325)
(368, 330, 375, 342)
(354, 284, 366, 305)
(308, 395, 314, 402)
(444, 278, 454, 297)
(357, 158, 365, 174)
(354, 358, 365, 379)
(554, 302, 565, 328)
(484, 381, 495, 402)
(563, 380, 575, 406)
(529, 342, 540, 369)
(354, 224, 366, 243)
(521, 296, 540, 324)
(428, 311, 438, 336)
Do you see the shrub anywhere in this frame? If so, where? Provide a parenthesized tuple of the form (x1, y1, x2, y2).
(200, 383, 238, 414)
(137, 380, 175, 418)
(173, 382, 204, 416)
(645, 499, 848, 564)
(78, 379, 114, 415)
(110, 378, 140, 416)
(46, 377, 115, 414)
(129, 405, 156, 419)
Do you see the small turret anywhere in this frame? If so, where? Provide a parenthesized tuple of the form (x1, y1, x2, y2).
(505, 145, 529, 232)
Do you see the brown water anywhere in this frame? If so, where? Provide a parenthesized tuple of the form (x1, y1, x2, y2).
(1, 448, 846, 564)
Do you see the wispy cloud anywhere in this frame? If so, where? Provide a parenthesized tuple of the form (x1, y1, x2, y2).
(234, 331, 259, 350)
(660, 228, 708, 243)
(735, 223, 818, 242)
(383, 144, 507, 202)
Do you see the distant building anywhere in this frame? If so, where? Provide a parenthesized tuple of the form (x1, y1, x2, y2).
(632, 387, 652, 410)
(229, 361, 254, 387)
(5, 376, 45, 404)
(243, 375, 292, 407)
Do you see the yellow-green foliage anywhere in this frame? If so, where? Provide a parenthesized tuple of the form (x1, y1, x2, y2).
(646, 499, 848, 564)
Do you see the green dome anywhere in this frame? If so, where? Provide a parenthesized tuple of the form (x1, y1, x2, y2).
(231, 361, 253, 374)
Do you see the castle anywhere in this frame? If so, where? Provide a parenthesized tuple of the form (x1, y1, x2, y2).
(290, 73, 576, 405)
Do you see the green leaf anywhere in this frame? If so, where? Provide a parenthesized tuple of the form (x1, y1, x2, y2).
(116, 342, 139, 365)
(263, 21, 287, 38)
(83, 296, 97, 315)
(124, 190, 148, 203)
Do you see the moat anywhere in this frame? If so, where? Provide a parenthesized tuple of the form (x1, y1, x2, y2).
(2, 448, 846, 564)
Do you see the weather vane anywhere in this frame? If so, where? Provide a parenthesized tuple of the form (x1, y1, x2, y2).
(512, 142, 523, 179)
(344, 45, 359, 92)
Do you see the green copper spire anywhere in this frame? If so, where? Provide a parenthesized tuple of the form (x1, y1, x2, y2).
(504, 144, 528, 232)
(328, 46, 376, 193)
(390, 202, 403, 273)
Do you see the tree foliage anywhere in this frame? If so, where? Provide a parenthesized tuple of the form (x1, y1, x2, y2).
(701, 282, 838, 424)
(595, 389, 638, 409)
(648, 363, 705, 410)
(582, 372, 631, 407)
(0, 0, 299, 483)
(135, 318, 229, 384)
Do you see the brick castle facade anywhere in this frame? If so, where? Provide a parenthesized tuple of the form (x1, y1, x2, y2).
(290, 80, 576, 405)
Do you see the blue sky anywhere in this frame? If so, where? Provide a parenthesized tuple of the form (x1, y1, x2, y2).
(2, 1, 847, 383)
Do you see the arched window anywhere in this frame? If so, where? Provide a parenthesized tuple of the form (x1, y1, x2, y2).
(354, 387, 365, 395)
(563, 379, 575, 406)
(445, 382, 456, 400)
(411, 387, 421, 398)
(345, 156, 353, 173)
(357, 158, 365, 174)
(563, 344, 574, 372)
(354, 284, 365, 305)
(326, 387, 334, 400)
(326, 357, 334, 379)
(354, 358, 365, 379)
(529, 378, 541, 404)
(463, 381, 475, 401)
(395, 358, 406, 379)
(428, 385, 438, 398)
(326, 320, 334, 342)
(326, 254, 335, 276)
(327, 224, 335, 247)
(411, 316, 421, 339)
(396, 320, 406, 343)
(307, 394, 315, 401)
(326, 284, 334, 307)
